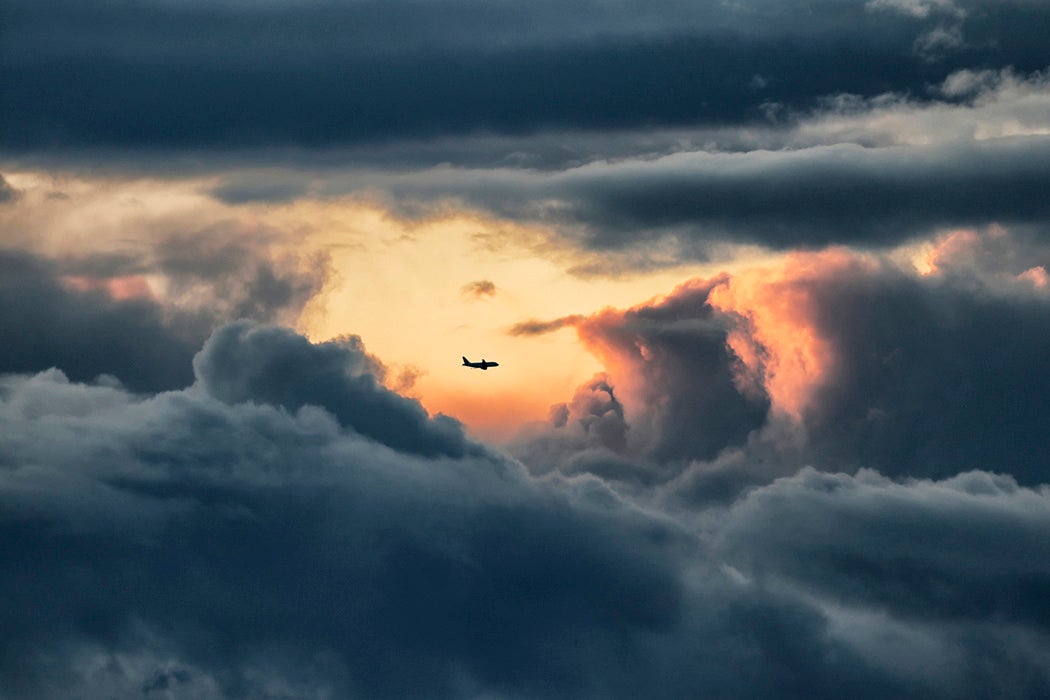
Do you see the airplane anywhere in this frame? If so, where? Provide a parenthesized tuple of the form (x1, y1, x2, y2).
(462, 356, 499, 370)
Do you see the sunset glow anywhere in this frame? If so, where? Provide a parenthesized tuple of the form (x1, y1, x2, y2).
(4, 1, 1050, 697)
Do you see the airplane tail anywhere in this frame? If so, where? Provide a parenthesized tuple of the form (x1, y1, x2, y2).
(462, 356, 469, 365)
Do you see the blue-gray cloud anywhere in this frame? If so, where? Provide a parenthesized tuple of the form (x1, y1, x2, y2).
(194, 321, 476, 458)
(4, 0, 1049, 151)
(511, 232, 1050, 494)
(0, 241, 326, 392)
(2, 325, 1050, 697)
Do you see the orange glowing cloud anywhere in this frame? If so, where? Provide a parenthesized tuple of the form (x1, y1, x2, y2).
(707, 249, 875, 422)
(1019, 266, 1049, 288)
(62, 274, 155, 301)
(916, 228, 982, 276)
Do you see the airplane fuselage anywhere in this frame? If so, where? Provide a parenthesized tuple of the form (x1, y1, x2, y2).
(462, 356, 499, 370)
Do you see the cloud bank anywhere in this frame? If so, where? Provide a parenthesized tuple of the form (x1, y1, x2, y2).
(512, 230, 1050, 491)
(4, 1, 1050, 697)
(3, 311, 1050, 697)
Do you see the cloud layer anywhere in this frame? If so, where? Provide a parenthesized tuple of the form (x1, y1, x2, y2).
(5, 0, 1050, 150)
(512, 231, 1050, 492)
(4, 1, 1050, 697)
(3, 315, 1050, 697)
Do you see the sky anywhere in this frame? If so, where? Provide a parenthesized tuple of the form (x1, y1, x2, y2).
(2, 0, 1050, 697)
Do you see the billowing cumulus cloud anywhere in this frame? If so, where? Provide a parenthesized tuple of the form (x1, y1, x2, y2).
(3, 320, 1050, 697)
(0, 236, 327, 392)
(715, 467, 1050, 697)
(0, 345, 684, 698)
(0, 250, 199, 391)
(4, 1, 1050, 696)
(195, 321, 474, 458)
(513, 230, 1050, 491)
(708, 242, 1050, 482)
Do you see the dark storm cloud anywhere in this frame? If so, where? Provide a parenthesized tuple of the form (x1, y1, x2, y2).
(720, 468, 1050, 630)
(510, 278, 770, 476)
(678, 240, 1050, 485)
(571, 279, 771, 464)
(559, 138, 1050, 249)
(0, 237, 325, 392)
(512, 234, 1050, 491)
(194, 321, 475, 458)
(3, 323, 1050, 697)
(372, 134, 1050, 252)
(770, 253, 1050, 482)
(714, 467, 1050, 698)
(0, 250, 199, 391)
(0, 362, 683, 698)
(4, 0, 1049, 150)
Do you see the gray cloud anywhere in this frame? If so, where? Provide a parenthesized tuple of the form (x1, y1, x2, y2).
(512, 232, 1050, 494)
(4, 1, 1049, 151)
(507, 313, 584, 336)
(4, 1, 1050, 695)
(194, 321, 476, 458)
(510, 278, 771, 477)
(0, 250, 199, 391)
(720, 468, 1050, 629)
(0, 238, 327, 392)
(713, 467, 1050, 697)
(0, 361, 686, 698)
(461, 279, 497, 299)
(0, 175, 20, 203)
(2, 324, 1050, 697)
(369, 134, 1050, 253)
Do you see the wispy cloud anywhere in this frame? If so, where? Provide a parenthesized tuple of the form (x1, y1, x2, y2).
(461, 279, 498, 299)
(507, 314, 585, 336)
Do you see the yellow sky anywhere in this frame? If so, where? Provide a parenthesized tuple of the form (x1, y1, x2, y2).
(289, 202, 725, 441)
(0, 169, 753, 441)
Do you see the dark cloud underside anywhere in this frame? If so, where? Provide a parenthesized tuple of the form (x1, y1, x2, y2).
(2, 325, 1050, 697)
(4, 1, 1050, 697)
(4, 1, 1050, 149)
(0, 251, 199, 391)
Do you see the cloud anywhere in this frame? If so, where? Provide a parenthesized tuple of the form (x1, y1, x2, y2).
(460, 279, 497, 299)
(0, 250, 200, 391)
(507, 313, 584, 336)
(0, 235, 328, 392)
(510, 277, 770, 476)
(914, 22, 966, 59)
(707, 242, 1050, 482)
(866, 0, 962, 20)
(714, 467, 1050, 697)
(0, 174, 20, 203)
(227, 69, 1049, 257)
(720, 467, 1050, 627)
(512, 231, 1050, 492)
(194, 321, 476, 458)
(391, 135, 1050, 252)
(141, 228, 329, 327)
(5, 1, 1049, 150)
(2, 323, 1050, 697)
(5, 2, 1050, 695)
(0, 325, 692, 699)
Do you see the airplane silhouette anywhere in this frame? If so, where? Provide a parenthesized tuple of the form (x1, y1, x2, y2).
(462, 356, 499, 370)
